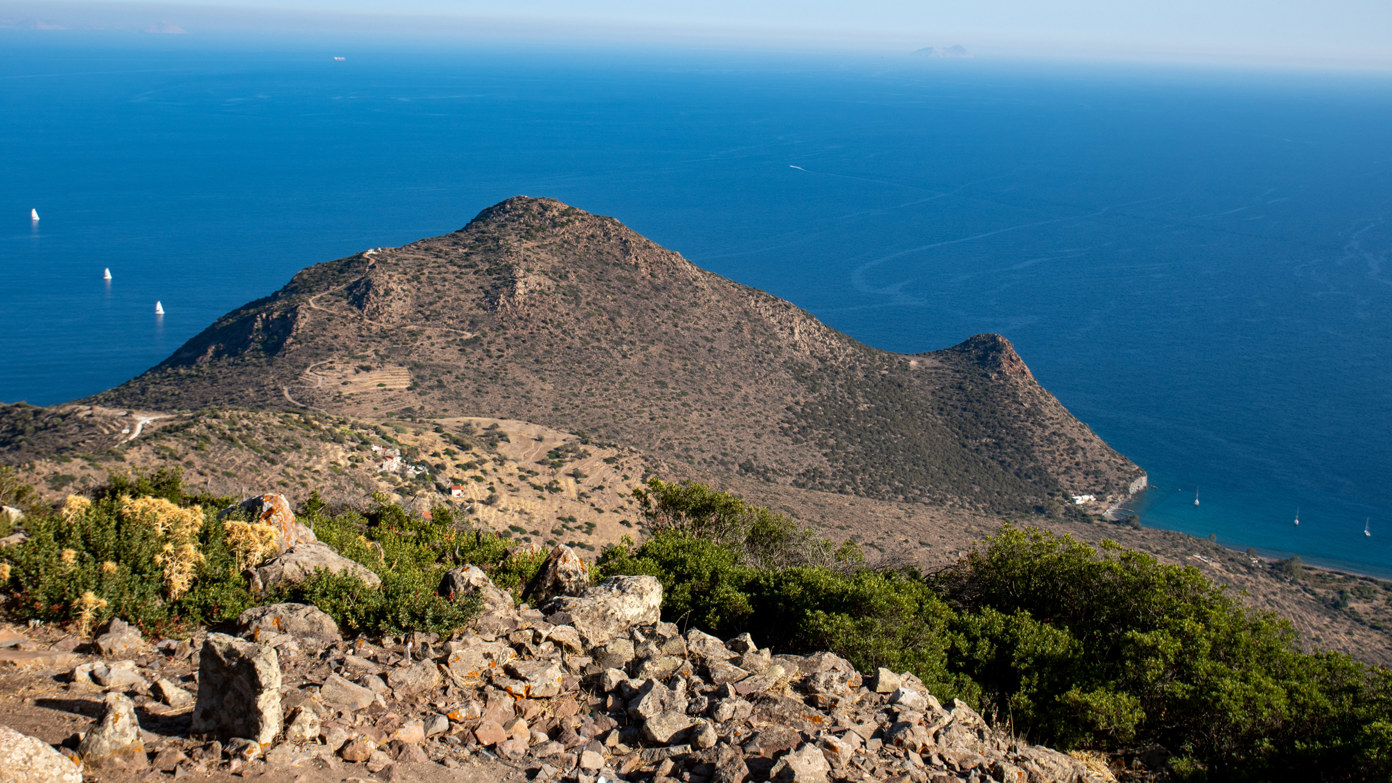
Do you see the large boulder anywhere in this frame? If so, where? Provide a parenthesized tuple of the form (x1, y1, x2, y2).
(523, 544, 590, 604)
(249, 542, 380, 592)
(543, 575, 662, 647)
(237, 603, 341, 644)
(190, 634, 282, 745)
(0, 726, 82, 783)
(220, 494, 317, 554)
(77, 692, 144, 767)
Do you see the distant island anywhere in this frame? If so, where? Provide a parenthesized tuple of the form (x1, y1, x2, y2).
(912, 45, 972, 58)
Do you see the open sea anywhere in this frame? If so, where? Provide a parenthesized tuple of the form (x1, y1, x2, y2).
(3, 34, 1391, 576)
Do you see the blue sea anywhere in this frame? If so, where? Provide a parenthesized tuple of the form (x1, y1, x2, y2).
(3, 34, 1392, 576)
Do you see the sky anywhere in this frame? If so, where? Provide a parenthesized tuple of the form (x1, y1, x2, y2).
(3, 0, 1391, 68)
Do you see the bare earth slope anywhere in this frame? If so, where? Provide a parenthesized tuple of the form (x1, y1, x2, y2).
(93, 197, 1143, 515)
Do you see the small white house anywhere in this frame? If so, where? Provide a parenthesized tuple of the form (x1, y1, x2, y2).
(1071, 494, 1096, 505)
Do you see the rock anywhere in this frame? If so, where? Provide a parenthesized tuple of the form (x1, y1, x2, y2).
(818, 734, 855, 769)
(340, 737, 375, 762)
(237, 603, 341, 643)
(505, 660, 565, 698)
(628, 679, 685, 723)
(543, 575, 662, 646)
(317, 673, 377, 712)
(88, 660, 148, 691)
(150, 747, 191, 773)
(733, 663, 785, 696)
(323, 726, 350, 752)
(436, 565, 514, 613)
(152, 677, 195, 709)
(225, 737, 262, 761)
(249, 542, 381, 592)
(388, 739, 429, 764)
(190, 633, 282, 745)
(579, 748, 605, 770)
(685, 628, 736, 662)
(285, 705, 321, 743)
(642, 710, 697, 744)
(524, 545, 591, 604)
(770, 744, 832, 783)
(387, 660, 442, 695)
(709, 743, 751, 783)
(445, 639, 517, 681)
(423, 713, 450, 738)
(497, 736, 529, 759)
(221, 493, 317, 554)
(263, 743, 316, 768)
(710, 695, 752, 724)
(727, 633, 757, 654)
(591, 638, 636, 670)
(0, 725, 82, 783)
(546, 624, 584, 654)
(884, 721, 932, 753)
(391, 721, 425, 745)
(632, 655, 686, 681)
(705, 659, 752, 686)
(94, 618, 145, 658)
(870, 667, 900, 694)
(888, 685, 929, 711)
(78, 692, 144, 765)
(473, 719, 507, 747)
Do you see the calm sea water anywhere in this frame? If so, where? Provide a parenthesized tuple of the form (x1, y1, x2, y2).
(3, 34, 1391, 575)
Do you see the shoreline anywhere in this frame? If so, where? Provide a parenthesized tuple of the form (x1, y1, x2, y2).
(1109, 488, 1392, 583)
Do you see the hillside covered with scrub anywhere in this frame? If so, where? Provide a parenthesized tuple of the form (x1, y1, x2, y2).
(0, 468, 1389, 782)
(92, 197, 1144, 516)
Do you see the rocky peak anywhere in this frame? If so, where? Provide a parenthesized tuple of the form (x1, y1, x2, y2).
(942, 333, 1034, 381)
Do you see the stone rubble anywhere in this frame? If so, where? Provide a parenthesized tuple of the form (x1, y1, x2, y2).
(0, 555, 1114, 783)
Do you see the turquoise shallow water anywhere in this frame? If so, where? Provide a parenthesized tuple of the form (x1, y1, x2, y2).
(3, 34, 1391, 575)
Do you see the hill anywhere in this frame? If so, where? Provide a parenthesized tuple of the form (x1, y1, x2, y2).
(92, 197, 1144, 515)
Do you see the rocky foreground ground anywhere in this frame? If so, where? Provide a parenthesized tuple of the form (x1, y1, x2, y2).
(0, 543, 1116, 783)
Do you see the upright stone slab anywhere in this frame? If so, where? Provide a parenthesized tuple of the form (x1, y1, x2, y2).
(221, 493, 317, 554)
(524, 544, 591, 604)
(77, 692, 144, 767)
(191, 633, 282, 744)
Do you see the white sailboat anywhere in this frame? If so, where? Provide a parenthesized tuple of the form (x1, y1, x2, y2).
(1194, 488, 1200, 507)
(1294, 508, 1300, 527)
(30, 209, 39, 221)
(154, 301, 165, 316)
(1365, 518, 1372, 537)
(102, 268, 112, 281)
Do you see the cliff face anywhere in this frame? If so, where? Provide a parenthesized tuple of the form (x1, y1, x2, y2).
(93, 197, 1143, 512)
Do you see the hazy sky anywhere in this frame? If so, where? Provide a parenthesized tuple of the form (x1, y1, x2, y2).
(9, 0, 1392, 67)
